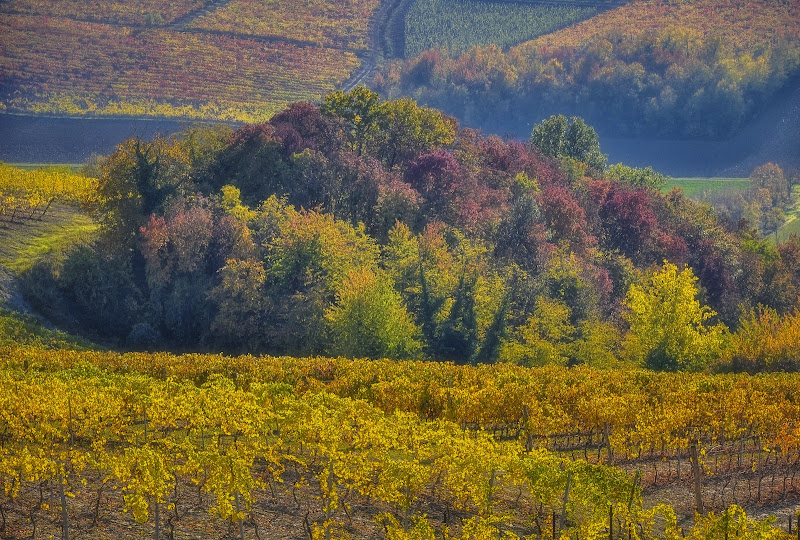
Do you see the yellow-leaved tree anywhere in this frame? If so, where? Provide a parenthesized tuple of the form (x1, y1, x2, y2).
(325, 267, 421, 359)
(623, 262, 728, 371)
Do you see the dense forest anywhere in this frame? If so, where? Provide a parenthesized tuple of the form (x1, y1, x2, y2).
(376, 0, 800, 138)
(16, 87, 800, 372)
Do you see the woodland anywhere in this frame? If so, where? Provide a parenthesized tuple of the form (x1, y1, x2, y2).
(9, 87, 799, 373)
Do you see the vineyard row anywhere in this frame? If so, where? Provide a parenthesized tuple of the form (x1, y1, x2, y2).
(7, 348, 800, 476)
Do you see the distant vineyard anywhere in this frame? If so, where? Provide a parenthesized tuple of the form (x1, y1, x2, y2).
(0, 14, 360, 122)
(404, 0, 597, 57)
(189, 0, 380, 50)
(0, 0, 205, 25)
(0, 164, 97, 223)
(0, 0, 375, 121)
(523, 0, 800, 52)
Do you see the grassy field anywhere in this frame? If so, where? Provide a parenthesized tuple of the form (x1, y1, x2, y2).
(0, 204, 97, 273)
(776, 185, 800, 242)
(662, 177, 750, 198)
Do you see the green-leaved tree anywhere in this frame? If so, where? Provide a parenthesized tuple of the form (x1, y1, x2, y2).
(530, 115, 607, 171)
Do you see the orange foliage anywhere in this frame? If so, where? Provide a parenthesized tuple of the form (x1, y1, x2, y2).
(722, 305, 800, 372)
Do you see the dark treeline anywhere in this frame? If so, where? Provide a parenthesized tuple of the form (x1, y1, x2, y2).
(22, 88, 800, 370)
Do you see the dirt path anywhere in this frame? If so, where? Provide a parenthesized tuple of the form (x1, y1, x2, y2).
(341, 0, 409, 92)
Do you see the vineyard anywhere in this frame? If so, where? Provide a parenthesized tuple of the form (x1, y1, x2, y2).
(0, 0, 206, 25)
(0, 0, 376, 121)
(404, 0, 597, 57)
(0, 164, 97, 225)
(520, 0, 800, 53)
(188, 0, 380, 50)
(1, 346, 798, 538)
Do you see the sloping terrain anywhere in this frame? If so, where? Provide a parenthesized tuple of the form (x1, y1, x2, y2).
(0, 0, 379, 121)
(378, 0, 800, 142)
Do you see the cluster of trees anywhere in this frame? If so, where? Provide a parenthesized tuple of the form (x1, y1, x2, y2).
(23, 88, 800, 370)
(706, 163, 798, 236)
(376, 21, 800, 137)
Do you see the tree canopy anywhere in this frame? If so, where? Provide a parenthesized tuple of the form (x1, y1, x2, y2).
(25, 89, 800, 371)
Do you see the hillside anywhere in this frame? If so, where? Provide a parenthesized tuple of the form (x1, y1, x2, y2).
(0, 0, 379, 121)
(0, 164, 99, 313)
(7, 89, 798, 374)
(377, 0, 800, 140)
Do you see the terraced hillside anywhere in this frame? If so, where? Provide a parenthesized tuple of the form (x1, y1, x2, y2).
(0, 0, 380, 122)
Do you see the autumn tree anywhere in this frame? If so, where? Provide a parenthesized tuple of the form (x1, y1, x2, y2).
(91, 136, 190, 247)
(749, 163, 789, 206)
(404, 150, 463, 223)
(494, 173, 549, 273)
(498, 296, 574, 367)
(209, 258, 271, 352)
(368, 97, 457, 169)
(178, 124, 234, 172)
(605, 164, 668, 191)
(269, 100, 341, 157)
(264, 203, 381, 353)
(325, 268, 421, 359)
(320, 85, 383, 156)
(204, 123, 288, 205)
(623, 262, 728, 371)
(139, 195, 253, 344)
(590, 180, 659, 262)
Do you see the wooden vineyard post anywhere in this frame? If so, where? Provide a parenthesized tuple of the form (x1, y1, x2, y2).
(235, 491, 245, 540)
(154, 500, 160, 540)
(559, 471, 571, 533)
(723, 507, 728, 540)
(689, 438, 703, 513)
(609, 505, 613, 540)
(59, 468, 69, 540)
